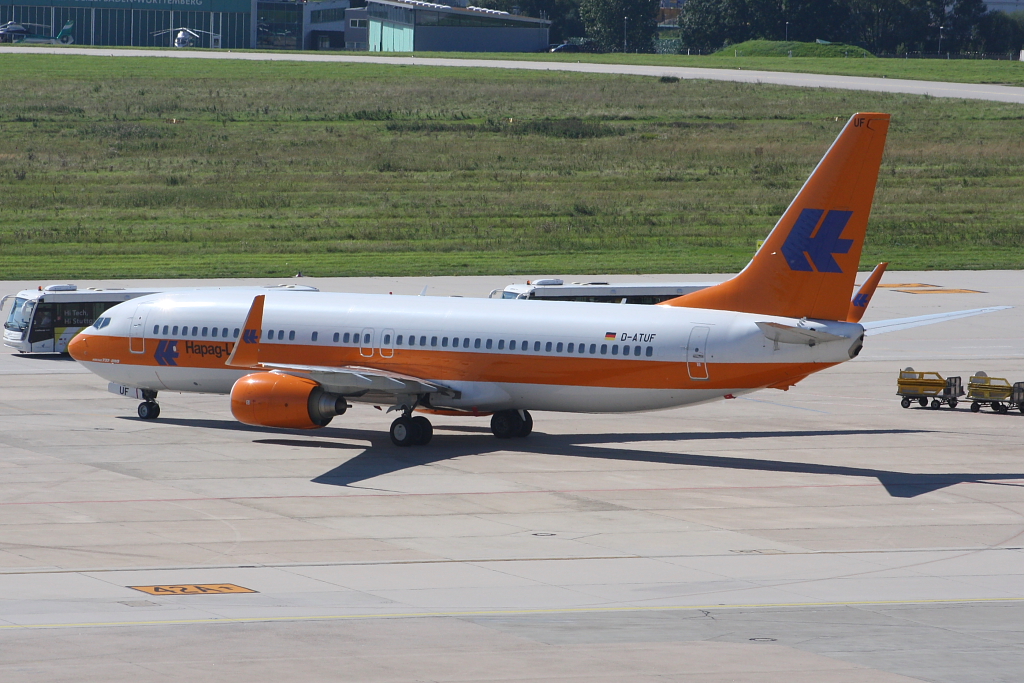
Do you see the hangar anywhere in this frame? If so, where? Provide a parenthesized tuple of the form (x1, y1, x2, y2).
(0, 0, 548, 51)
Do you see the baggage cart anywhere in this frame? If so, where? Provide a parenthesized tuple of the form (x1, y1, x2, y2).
(897, 367, 962, 409)
(967, 372, 1024, 414)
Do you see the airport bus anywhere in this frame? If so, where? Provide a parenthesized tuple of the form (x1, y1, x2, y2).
(2, 283, 320, 353)
(489, 279, 719, 304)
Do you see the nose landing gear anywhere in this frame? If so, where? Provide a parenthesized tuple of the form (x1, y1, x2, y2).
(137, 401, 160, 420)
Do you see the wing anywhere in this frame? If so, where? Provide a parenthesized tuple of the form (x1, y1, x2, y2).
(862, 306, 1011, 336)
(259, 363, 455, 397)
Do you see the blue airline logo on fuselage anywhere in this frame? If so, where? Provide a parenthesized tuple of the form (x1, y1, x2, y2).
(154, 340, 179, 366)
(781, 208, 854, 273)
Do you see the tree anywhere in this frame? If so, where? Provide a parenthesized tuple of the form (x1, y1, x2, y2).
(578, 0, 660, 52)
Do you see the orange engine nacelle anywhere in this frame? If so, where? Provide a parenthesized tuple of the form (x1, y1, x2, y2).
(231, 372, 347, 430)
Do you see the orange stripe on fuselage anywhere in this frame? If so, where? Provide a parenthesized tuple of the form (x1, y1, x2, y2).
(74, 334, 837, 392)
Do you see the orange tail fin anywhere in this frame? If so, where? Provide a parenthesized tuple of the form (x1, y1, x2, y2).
(661, 113, 890, 320)
(225, 295, 265, 368)
(847, 262, 887, 323)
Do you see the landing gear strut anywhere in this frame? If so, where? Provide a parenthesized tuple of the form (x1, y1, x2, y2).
(389, 411, 433, 447)
(137, 390, 160, 420)
(490, 410, 533, 439)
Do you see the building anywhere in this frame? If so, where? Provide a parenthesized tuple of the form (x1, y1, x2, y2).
(356, 0, 549, 52)
(1, 0, 547, 51)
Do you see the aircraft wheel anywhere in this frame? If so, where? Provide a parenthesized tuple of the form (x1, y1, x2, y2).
(970, 401, 981, 413)
(412, 416, 433, 445)
(138, 401, 160, 420)
(930, 399, 941, 410)
(900, 397, 911, 409)
(948, 398, 958, 409)
(517, 410, 533, 437)
(390, 416, 420, 447)
(491, 410, 523, 439)
(918, 397, 928, 408)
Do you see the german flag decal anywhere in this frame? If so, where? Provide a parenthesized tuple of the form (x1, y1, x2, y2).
(605, 332, 617, 340)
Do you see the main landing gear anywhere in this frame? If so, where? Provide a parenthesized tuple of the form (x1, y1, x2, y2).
(137, 391, 160, 420)
(390, 413, 433, 447)
(490, 410, 533, 439)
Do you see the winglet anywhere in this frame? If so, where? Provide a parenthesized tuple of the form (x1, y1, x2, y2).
(847, 262, 887, 323)
(660, 112, 890, 321)
(225, 295, 264, 368)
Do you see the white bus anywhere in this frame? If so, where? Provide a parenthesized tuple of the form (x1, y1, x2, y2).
(489, 279, 719, 305)
(2, 283, 319, 353)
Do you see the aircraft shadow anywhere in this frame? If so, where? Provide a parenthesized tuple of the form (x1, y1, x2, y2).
(125, 414, 1024, 498)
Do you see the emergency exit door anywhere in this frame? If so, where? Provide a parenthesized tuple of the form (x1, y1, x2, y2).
(687, 326, 710, 380)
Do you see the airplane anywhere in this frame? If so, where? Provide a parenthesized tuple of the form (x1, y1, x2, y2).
(68, 112, 1009, 446)
(0, 19, 74, 44)
(152, 27, 220, 48)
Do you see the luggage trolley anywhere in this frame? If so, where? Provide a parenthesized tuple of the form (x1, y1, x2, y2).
(897, 367, 963, 409)
(967, 372, 1024, 414)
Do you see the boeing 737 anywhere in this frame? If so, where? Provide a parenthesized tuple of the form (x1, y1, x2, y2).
(68, 113, 1007, 446)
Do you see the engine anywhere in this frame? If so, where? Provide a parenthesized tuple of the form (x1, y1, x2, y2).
(231, 372, 347, 430)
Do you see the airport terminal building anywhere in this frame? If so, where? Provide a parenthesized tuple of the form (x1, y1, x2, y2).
(0, 0, 548, 51)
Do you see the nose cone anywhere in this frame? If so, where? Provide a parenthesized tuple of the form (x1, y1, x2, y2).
(68, 332, 90, 361)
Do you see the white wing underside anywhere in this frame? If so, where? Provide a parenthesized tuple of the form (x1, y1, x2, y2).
(260, 362, 454, 397)
(863, 306, 1011, 336)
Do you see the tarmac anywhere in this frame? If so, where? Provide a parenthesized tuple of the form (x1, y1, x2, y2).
(4, 45, 1024, 105)
(1, 271, 1023, 683)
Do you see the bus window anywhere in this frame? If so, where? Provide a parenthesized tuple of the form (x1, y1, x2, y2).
(28, 304, 54, 343)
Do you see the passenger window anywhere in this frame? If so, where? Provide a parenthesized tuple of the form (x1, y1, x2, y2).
(396, 335, 402, 345)
(510, 340, 517, 350)
(343, 332, 350, 343)
(267, 329, 274, 339)
(202, 327, 208, 337)
(233, 328, 240, 338)
(192, 327, 199, 336)
(409, 335, 416, 346)
(601, 344, 608, 355)
(451, 337, 458, 347)
(333, 332, 340, 343)
(312, 331, 318, 342)
(420, 336, 427, 346)
(566, 343, 573, 353)
(612, 345, 618, 355)
(212, 328, 219, 338)
(442, 337, 449, 347)
(162, 325, 169, 335)
(486, 339, 492, 349)
(590, 344, 597, 354)
(223, 328, 229, 338)
(289, 331, 295, 341)
(363, 333, 370, 344)
(498, 340, 505, 350)
(431, 336, 438, 347)
(580, 344, 586, 354)
(546, 342, 553, 352)
(536, 341, 542, 352)
(152, 325, 159, 335)
(172, 325, 179, 335)
(646, 346, 653, 357)
(634, 346, 642, 357)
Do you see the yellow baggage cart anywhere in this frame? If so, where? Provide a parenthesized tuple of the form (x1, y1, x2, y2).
(897, 367, 963, 410)
(967, 372, 1024, 414)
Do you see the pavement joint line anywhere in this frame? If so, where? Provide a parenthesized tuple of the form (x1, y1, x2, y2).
(5, 596, 1024, 630)
(2, 546, 1020, 575)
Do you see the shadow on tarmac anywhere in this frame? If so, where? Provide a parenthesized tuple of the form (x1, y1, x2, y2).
(123, 415, 1024, 498)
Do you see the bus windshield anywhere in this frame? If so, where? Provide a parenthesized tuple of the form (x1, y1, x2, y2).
(4, 298, 34, 332)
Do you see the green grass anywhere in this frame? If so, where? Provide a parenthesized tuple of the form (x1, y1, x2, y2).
(719, 40, 874, 58)
(1, 54, 1022, 279)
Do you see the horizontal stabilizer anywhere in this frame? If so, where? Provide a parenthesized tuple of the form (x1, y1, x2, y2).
(756, 321, 850, 346)
(863, 306, 1011, 336)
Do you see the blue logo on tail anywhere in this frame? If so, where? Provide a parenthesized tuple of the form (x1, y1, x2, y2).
(852, 293, 870, 308)
(154, 340, 179, 366)
(781, 208, 854, 273)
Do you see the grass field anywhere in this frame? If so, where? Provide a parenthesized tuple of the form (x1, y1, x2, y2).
(1, 54, 1022, 279)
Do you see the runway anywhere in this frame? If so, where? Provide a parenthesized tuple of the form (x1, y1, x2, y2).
(4, 45, 1024, 104)
(1, 271, 1023, 682)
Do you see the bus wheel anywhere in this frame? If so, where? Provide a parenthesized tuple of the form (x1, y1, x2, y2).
(138, 402, 160, 420)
